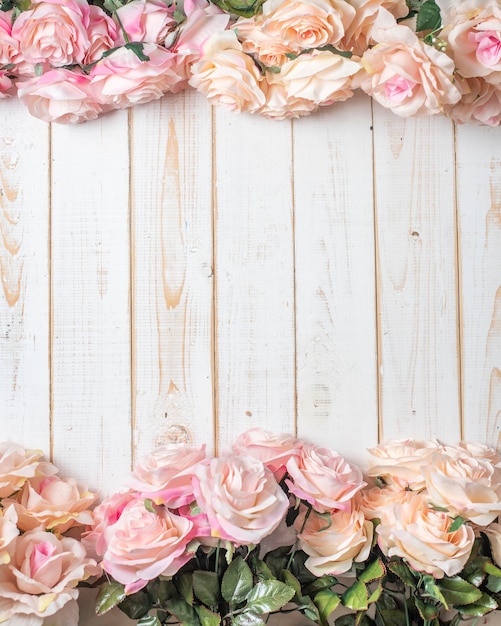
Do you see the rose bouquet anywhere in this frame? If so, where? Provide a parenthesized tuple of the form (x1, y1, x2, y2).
(0, 442, 98, 625)
(0, 0, 501, 124)
(86, 428, 501, 626)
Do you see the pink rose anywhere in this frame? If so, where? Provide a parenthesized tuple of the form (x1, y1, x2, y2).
(11, 0, 91, 69)
(231, 428, 301, 479)
(0, 71, 14, 98)
(0, 505, 19, 564)
(0, 10, 20, 68)
(101, 499, 194, 595)
(84, 4, 119, 65)
(127, 442, 206, 507)
(260, 0, 356, 51)
(377, 491, 475, 578)
(90, 43, 186, 110)
(0, 529, 98, 626)
(295, 505, 373, 576)
(193, 453, 289, 545)
(286, 442, 365, 513)
(423, 450, 501, 526)
(0, 443, 57, 499)
(17, 69, 103, 124)
(5, 474, 96, 533)
(189, 30, 266, 113)
(114, 0, 177, 46)
(358, 9, 461, 117)
(366, 438, 441, 490)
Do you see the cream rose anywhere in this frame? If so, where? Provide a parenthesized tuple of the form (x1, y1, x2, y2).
(193, 453, 288, 545)
(0, 505, 19, 564)
(189, 30, 266, 113)
(128, 442, 206, 507)
(358, 9, 461, 117)
(286, 442, 365, 513)
(237, 17, 293, 68)
(102, 499, 194, 595)
(296, 505, 373, 576)
(366, 438, 441, 490)
(261, 0, 356, 51)
(0, 443, 57, 499)
(484, 522, 501, 568)
(423, 450, 501, 526)
(259, 81, 319, 120)
(377, 491, 475, 578)
(360, 482, 409, 526)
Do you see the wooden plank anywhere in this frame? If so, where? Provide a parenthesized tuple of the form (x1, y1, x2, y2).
(294, 93, 378, 465)
(51, 110, 132, 495)
(373, 108, 461, 443)
(130, 90, 214, 461)
(213, 108, 295, 447)
(0, 99, 50, 451)
(457, 125, 501, 448)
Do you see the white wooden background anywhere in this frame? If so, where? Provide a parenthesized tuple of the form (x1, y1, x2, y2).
(1, 89, 500, 624)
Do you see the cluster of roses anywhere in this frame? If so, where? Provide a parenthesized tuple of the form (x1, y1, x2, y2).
(1, 0, 501, 125)
(0, 442, 98, 626)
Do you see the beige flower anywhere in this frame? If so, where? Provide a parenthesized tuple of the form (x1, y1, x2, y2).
(0, 443, 57, 499)
(360, 482, 408, 526)
(484, 522, 501, 567)
(259, 81, 319, 119)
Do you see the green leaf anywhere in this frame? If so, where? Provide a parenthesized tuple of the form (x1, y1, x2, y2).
(461, 555, 488, 586)
(299, 599, 320, 622)
(484, 561, 501, 577)
(175, 573, 193, 605)
(221, 556, 253, 603)
(280, 570, 301, 596)
(193, 570, 220, 607)
(314, 588, 341, 625)
(208, 0, 264, 17)
(437, 576, 483, 606)
(423, 575, 448, 609)
(388, 560, 418, 586)
(415, 597, 440, 620)
(456, 592, 498, 617)
(358, 558, 385, 583)
(144, 498, 156, 513)
(249, 554, 274, 581)
(341, 581, 368, 611)
(303, 575, 338, 596)
(245, 580, 296, 614)
(95, 581, 126, 615)
(375, 609, 407, 626)
(487, 574, 501, 593)
(231, 610, 267, 626)
(118, 591, 151, 620)
(367, 581, 383, 604)
(416, 0, 441, 32)
(264, 547, 290, 579)
(124, 41, 150, 62)
(448, 516, 467, 533)
(138, 617, 161, 626)
(163, 598, 201, 625)
(195, 604, 222, 626)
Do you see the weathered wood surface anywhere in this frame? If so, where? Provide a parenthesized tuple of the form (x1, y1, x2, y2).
(1, 90, 500, 625)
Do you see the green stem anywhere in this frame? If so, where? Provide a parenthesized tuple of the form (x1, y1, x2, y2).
(286, 504, 312, 570)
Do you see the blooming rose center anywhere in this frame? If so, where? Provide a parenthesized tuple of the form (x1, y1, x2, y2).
(384, 75, 416, 103)
(472, 30, 501, 67)
(30, 541, 57, 577)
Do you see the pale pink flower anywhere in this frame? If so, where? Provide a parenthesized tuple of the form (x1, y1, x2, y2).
(11, 0, 91, 69)
(193, 453, 289, 545)
(232, 427, 301, 479)
(84, 4, 119, 65)
(286, 443, 365, 513)
(189, 30, 266, 113)
(17, 69, 103, 124)
(295, 504, 373, 576)
(0, 10, 21, 68)
(377, 490, 475, 578)
(259, 81, 319, 119)
(366, 438, 441, 490)
(5, 474, 96, 533)
(423, 449, 501, 526)
(360, 482, 409, 526)
(0, 443, 57, 499)
(114, 0, 177, 46)
(0, 71, 14, 98)
(0, 505, 19, 564)
(0, 529, 98, 626)
(260, 0, 356, 51)
(127, 442, 206, 507)
(90, 43, 186, 110)
(101, 499, 194, 595)
(484, 522, 501, 568)
(358, 8, 461, 117)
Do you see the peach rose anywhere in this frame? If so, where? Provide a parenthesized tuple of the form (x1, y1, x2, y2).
(445, 440, 501, 467)
(6, 474, 96, 533)
(261, 0, 356, 51)
(127, 442, 206, 507)
(366, 438, 441, 490)
(296, 505, 373, 576)
(114, 0, 177, 46)
(377, 491, 475, 578)
(101, 499, 194, 595)
(0, 529, 98, 626)
(484, 522, 501, 567)
(423, 450, 501, 526)
(0, 505, 19, 564)
(343, 0, 409, 55)
(437, 1, 501, 84)
(360, 482, 409, 526)
(268, 49, 361, 105)
(286, 443, 365, 513)
(11, 0, 91, 69)
(193, 453, 289, 545)
(259, 81, 319, 119)
(189, 30, 266, 113)
(0, 443, 57, 499)
(83, 4, 119, 65)
(358, 9, 461, 117)
(237, 17, 294, 67)
(231, 427, 301, 478)
(17, 69, 103, 124)
(90, 43, 185, 110)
